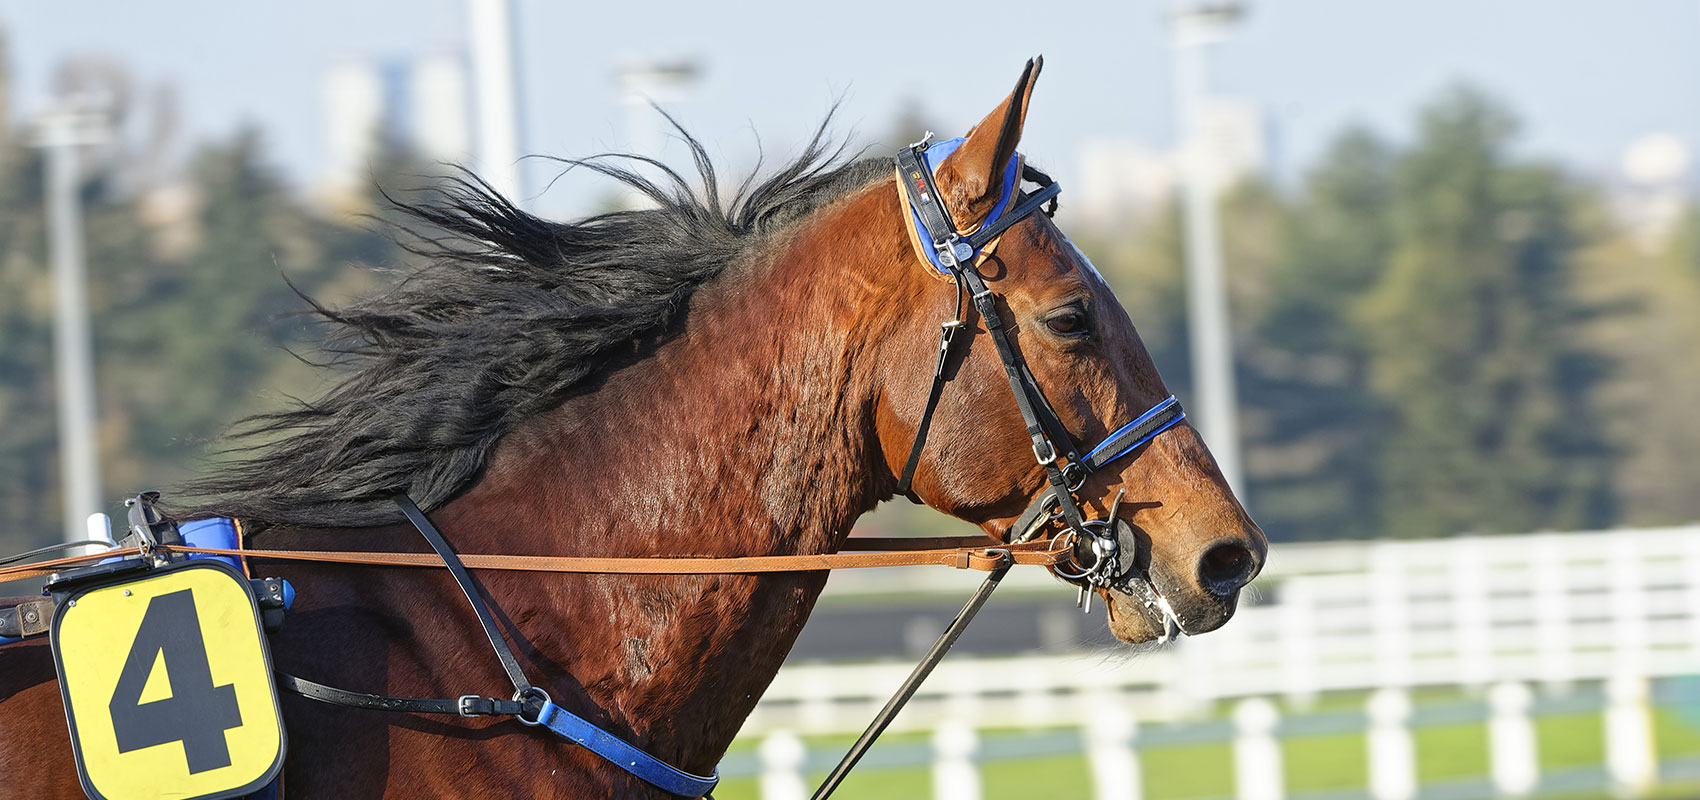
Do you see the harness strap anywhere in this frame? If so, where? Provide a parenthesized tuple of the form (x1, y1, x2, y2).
(395, 496, 531, 698)
(530, 704, 719, 798)
(0, 538, 1051, 584)
(956, 264, 1092, 535)
(276, 672, 525, 717)
(274, 496, 719, 799)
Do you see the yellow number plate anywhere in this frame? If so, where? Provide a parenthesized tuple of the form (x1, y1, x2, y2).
(51, 560, 286, 800)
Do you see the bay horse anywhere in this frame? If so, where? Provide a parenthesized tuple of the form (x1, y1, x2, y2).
(0, 59, 1264, 798)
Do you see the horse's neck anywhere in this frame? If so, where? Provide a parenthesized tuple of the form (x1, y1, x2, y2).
(432, 185, 899, 772)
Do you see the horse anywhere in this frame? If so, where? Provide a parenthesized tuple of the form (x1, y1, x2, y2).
(0, 58, 1264, 798)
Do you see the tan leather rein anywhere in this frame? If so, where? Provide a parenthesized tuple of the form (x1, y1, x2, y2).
(0, 535, 1066, 584)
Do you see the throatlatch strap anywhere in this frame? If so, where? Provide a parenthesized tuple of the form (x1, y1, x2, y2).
(896, 272, 969, 496)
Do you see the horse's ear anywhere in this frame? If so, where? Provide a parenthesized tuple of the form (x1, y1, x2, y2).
(936, 56, 1042, 225)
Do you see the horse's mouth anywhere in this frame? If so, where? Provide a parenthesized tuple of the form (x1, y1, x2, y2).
(1101, 564, 1245, 646)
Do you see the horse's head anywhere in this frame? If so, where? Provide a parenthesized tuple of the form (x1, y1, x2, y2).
(874, 58, 1266, 645)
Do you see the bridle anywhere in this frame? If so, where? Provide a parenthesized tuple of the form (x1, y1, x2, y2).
(891, 134, 1186, 598)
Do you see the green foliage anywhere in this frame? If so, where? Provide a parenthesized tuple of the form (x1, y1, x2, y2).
(1356, 86, 1613, 537)
(1081, 85, 1633, 542)
(0, 95, 425, 555)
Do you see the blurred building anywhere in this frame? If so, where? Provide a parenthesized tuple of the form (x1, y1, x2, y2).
(1075, 96, 1269, 229)
(1610, 131, 1692, 252)
(321, 53, 470, 209)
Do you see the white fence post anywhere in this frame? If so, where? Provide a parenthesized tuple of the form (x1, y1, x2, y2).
(1453, 539, 1493, 687)
(933, 719, 981, 800)
(1605, 673, 1656, 796)
(1372, 545, 1413, 689)
(1088, 704, 1141, 800)
(1367, 688, 1416, 800)
(1233, 697, 1283, 800)
(1489, 682, 1539, 797)
(1280, 582, 1319, 709)
(1610, 538, 1650, 678)
(1533, 535, 1575, 689)
(759, 730, 807, 800)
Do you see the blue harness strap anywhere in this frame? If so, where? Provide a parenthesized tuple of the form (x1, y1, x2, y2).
(1081, 396, 1187, 473)
(529, 699, 719, 797)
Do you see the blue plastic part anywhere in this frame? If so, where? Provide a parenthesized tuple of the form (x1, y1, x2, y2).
(532, 699, 718, 797)
(179, 517, 296, 610)
(179, 518, 241, 568)
(0, 635, 21, 646)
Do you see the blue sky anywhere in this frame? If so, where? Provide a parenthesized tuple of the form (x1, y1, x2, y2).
(6, 0, 1697, 217)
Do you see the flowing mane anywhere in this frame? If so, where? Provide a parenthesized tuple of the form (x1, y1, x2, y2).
(189, 124, 890, 529)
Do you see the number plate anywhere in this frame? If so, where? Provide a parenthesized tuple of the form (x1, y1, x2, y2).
(51, 560, 286, 800)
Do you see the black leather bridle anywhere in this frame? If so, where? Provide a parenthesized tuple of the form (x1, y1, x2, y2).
(891, 136, 1187, 594)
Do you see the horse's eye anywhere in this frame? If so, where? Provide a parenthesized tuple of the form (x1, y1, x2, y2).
(1046, 310, 1089, 336)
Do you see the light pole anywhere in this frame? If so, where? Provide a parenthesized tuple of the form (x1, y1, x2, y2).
(467, 0, 526, 204)
(1169, 2, 1246, 495)
(613, 60, 701, 209)
(36, 96, 110, 548)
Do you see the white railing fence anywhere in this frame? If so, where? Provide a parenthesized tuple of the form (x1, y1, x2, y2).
(731, 675, 1698, 800)
(745, 525, 1700, 736)
(726, 524, 1700, 798)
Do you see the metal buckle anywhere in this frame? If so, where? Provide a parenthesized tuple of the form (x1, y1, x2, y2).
(514, 686, 552, 726)
(935, 237, 960, 267)
(1064, 462, 1089, 493)
(457, 695, 482, 717)
(1032, 438, 1057, 466)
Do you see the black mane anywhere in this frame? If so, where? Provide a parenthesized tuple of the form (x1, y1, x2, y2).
(188, 124, 890, 528)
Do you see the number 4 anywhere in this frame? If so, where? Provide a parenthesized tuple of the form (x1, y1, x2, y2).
(108, 589, 243, 774)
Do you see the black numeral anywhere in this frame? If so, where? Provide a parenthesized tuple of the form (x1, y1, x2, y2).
(108, 589, 243, 773)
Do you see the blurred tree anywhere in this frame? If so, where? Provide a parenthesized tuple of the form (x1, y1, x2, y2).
(1235, 130, 1395, 540)
(0, 50, 437, 556)
(1356, 87, 1614, 537)
(1576, 204, 1700, 525)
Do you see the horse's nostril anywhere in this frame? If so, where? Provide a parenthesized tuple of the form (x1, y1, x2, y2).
(1198, 542, 1257, 596)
